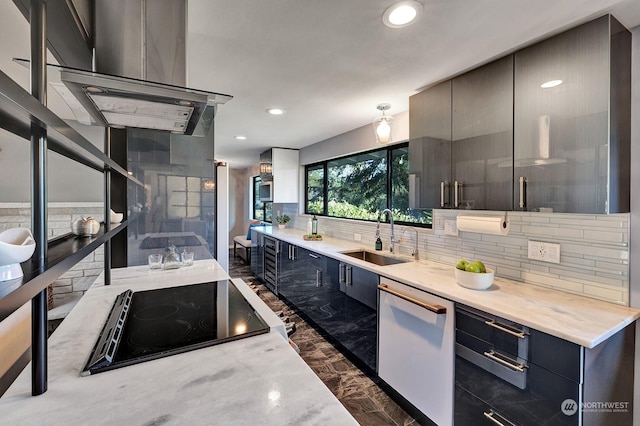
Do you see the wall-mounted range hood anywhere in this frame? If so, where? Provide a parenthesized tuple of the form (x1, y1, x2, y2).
(14, 59, 233, 136)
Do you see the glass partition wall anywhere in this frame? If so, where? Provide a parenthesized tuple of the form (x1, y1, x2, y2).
(126, 129, 216, 266)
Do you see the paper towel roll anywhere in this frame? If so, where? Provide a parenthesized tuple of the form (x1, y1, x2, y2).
(456, 215, 509, 236)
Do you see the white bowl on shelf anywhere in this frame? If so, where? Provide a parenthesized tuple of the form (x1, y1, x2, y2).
(0, 228, 36, 281)
(455, 267, 495, 290)
(110, 209, 123, 224)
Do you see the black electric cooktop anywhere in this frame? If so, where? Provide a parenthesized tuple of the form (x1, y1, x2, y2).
(83, 280, 269, 375)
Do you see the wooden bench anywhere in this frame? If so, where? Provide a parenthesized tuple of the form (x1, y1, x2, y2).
(233, 235, 252, 264)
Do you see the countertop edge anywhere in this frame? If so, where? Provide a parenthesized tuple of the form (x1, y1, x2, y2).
(256, 227, 640, 349)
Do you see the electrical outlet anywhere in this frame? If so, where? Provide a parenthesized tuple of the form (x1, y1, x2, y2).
(354, 233, 362, 241)
(528, 241, 560, 264)
(444, 220, 459, 236)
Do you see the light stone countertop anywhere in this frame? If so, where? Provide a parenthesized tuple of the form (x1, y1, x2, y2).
(258, 227, 640, 348)
(0, 259, 358, 426)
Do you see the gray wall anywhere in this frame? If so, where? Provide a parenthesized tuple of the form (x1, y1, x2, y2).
(228, 164, 260, 245)
(300, 110, 409, 166)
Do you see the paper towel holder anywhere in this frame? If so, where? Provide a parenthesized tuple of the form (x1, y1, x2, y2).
(456, 212, 510, 235)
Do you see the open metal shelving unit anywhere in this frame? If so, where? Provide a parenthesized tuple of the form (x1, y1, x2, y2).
(0, 1, 138, 396)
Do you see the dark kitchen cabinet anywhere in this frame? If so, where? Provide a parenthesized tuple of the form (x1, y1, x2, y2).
(513, 15, 630, 213)
(278, 244, 317, 307)
(270, 238, 378, 373)
(454, 304, 635, 426)
(277, 240, 295, 297)
(250, 231, 264, 282)
(302, 255, 345, 339)
(337, 261, 378, 372)
(451, 55, 513, 211)
(339, 262, 378, 310)
(277, 246, 329, 325)
(409, 80, 452, 209)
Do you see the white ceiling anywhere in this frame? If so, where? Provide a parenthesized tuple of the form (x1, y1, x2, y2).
(186, 0, 640, 168)
(2, 1, 640, 170)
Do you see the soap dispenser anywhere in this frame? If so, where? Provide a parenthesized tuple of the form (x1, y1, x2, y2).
(375, 221, 382, 251)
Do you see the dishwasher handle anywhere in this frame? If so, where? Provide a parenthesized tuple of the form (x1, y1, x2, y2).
(378, 284, 446, 314)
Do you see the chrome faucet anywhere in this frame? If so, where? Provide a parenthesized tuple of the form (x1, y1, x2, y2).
(402, 226, 419, 260)
(381, 208, 395, 253)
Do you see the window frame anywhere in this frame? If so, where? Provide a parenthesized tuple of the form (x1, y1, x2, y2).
(252, 176, 272, 222)
(304, 142, 432, 228)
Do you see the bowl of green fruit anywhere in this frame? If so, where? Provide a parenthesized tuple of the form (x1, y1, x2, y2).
(455, 259, 494, 290)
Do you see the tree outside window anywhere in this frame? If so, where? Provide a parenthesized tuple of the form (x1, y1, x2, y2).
(305, 143, 432, 226)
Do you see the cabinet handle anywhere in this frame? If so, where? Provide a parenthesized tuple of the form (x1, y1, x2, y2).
(346, 265, 352, 286)
(339, 263, 345, 284)
(454, 181, 461, 208)
(485, 319, 528, 339)
(378, 284, 446, 314)
(316, 269, 322, 287)
(309, 253, 320, 259)
(440, 181, 445, 207)
(519, 176, 527, 209)
(483, 410, 516, 426)
(483, 350, 528, 372)
(292, 246, 297, 260)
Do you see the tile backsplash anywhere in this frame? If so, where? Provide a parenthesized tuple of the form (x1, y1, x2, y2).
(291, 209, 630, 306)
(0, 202, 104, 308)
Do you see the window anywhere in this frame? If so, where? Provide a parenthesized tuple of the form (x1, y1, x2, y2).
(306, 164, 324, 214)
(305, 143, 432, 226)
(253, 176, 272, 222)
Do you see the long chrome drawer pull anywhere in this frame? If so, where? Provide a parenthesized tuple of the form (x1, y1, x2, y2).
(378, 284, 446, 314)
(483, 350, 528, 372)
(483, 410, 516, 426)
(485, 319, 528, 339)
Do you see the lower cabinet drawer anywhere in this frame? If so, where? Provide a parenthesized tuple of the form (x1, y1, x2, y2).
(455, 385, 518, 426)
(455, 356, 579, 425)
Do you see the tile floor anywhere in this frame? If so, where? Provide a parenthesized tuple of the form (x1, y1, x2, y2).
(228, 251, 420, 426)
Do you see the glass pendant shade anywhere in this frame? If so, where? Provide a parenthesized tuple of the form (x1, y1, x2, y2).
(373, 103, 393, 144)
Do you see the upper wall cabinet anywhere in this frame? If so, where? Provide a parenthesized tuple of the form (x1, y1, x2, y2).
(452, 55, 513, 211)
(409, 57, 514, 211)
(409, 14, 630, 214)
(262, 148, 299, 203)
(409, 80, 451, 209)
(513, 15, 630, 213)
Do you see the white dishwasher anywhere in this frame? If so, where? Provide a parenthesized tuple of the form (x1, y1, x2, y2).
(378, 277, 455, 426)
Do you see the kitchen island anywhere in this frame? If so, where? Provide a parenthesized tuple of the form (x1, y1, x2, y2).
(0, 259, 358, 426)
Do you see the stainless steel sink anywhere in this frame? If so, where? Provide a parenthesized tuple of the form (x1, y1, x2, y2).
(340, 250, 409, 266)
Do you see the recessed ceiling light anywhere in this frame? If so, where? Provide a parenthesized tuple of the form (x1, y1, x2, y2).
(266, 107, 285, 115)
(235, 135, 247, 140)
(383, 1, 423, 28)
(541, 79, 563, 88)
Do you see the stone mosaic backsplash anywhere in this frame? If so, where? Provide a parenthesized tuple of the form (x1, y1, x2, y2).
(290, 209, 630, 306)
(3, 201, 629, 306)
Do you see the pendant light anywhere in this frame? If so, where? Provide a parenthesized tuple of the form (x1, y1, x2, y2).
(373, 103, 393, 144)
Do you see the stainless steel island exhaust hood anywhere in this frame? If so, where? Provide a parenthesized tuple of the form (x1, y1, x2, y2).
(14, 58, 233, 136)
